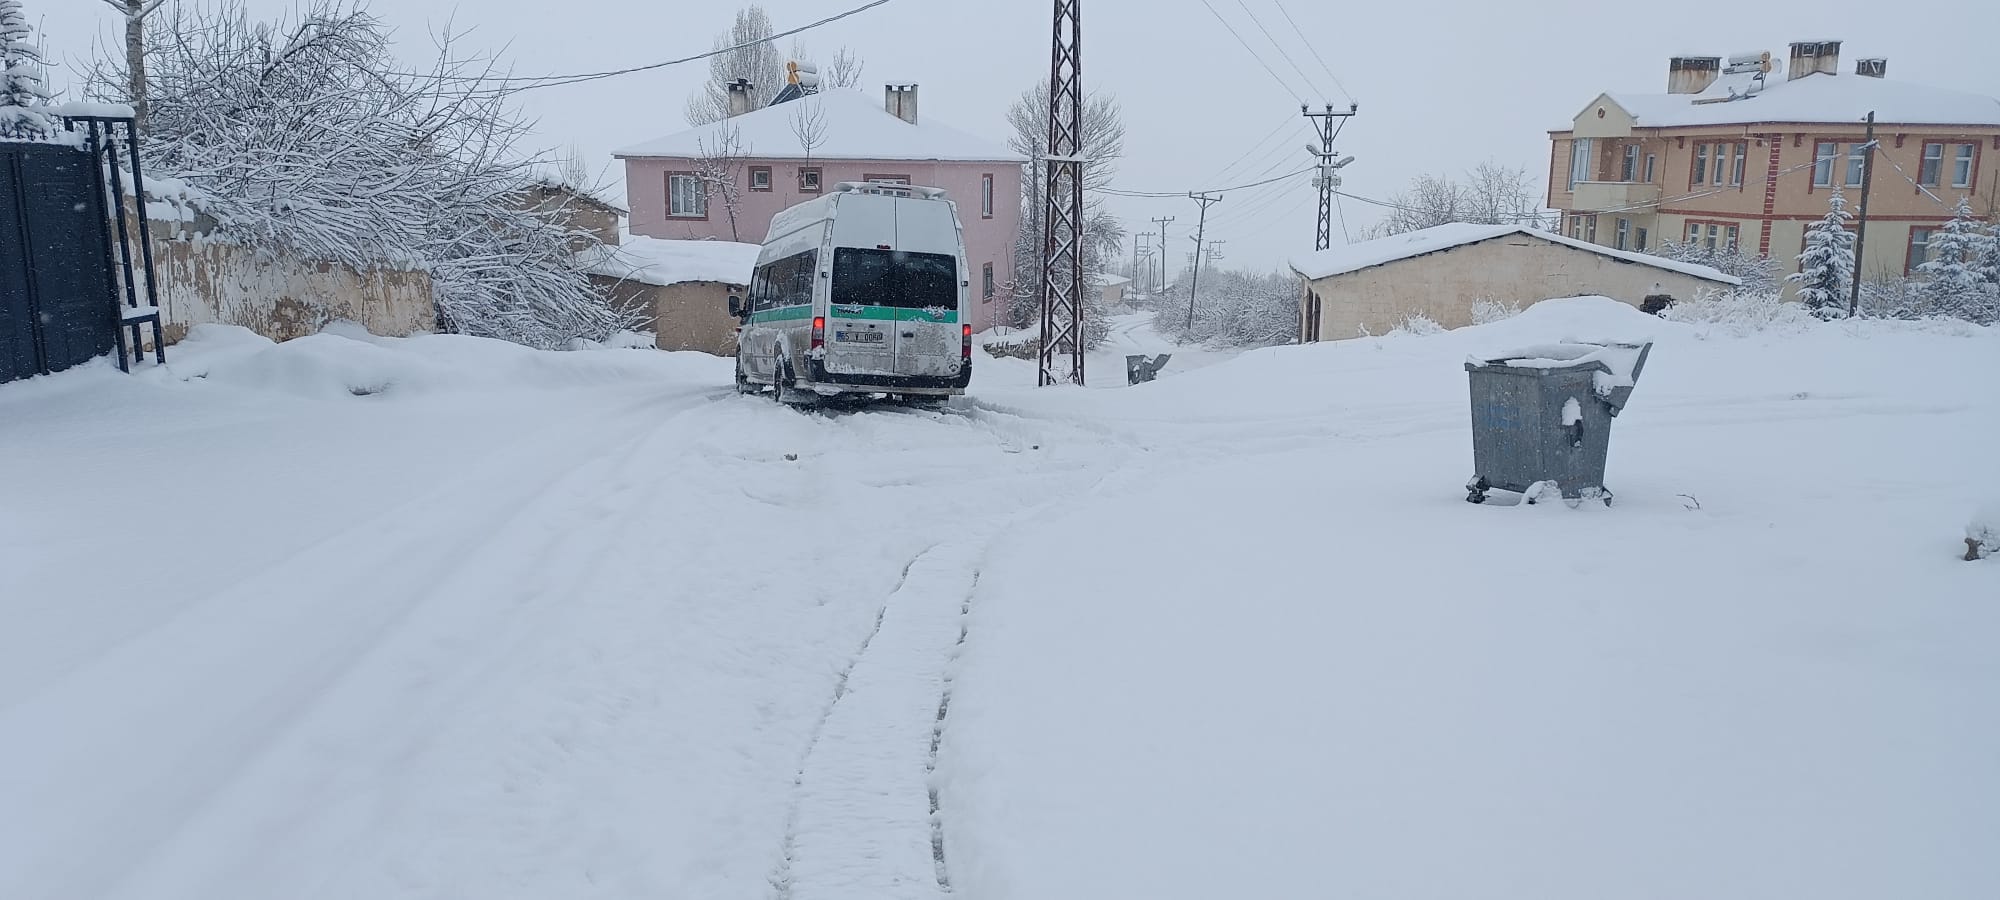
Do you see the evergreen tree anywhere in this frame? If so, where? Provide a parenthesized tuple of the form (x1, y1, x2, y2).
(1973, 216, 2000, 286)
(1789, 187, 1855, 319)
(0, 0, 53, 141)
(1915, 197, 1998, 324)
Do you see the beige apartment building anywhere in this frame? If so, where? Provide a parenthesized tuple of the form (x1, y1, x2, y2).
(1550, 41, 2000, 292)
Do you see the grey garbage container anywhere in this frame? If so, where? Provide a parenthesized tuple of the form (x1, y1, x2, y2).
(1464, 341, 1652, 506)
(1126, 353, 1171, 385)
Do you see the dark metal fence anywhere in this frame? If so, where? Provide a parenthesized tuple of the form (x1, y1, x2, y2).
(0, 114, 162, 384)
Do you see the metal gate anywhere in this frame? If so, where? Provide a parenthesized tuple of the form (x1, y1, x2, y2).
(1, 115, 163, 384)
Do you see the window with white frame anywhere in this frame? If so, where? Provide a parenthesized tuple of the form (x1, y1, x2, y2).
(1919, 142, 1945, 186)
(1845, 145, 1866, 188)
(749, 166, 772, 192)
(667, 173, 706, 218)
(1614, 218, 1630, 250)
(1644, 153, 1656, 183)
(1569, 138, 1594, 188)
(1621, 145, 1639, 182)
(1731, 143, 1746, 186)
(1813, 141, 1838, 187)
(1686, 221, 1701, 243)
(981, 173, 995, 218)
(1908, 227, 1935, 272)
(1951, 143, 1976, 188)
(1635, 226, 1649, 251)
(1692, 144, 1709, 186)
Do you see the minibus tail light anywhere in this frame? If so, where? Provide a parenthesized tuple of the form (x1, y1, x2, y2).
(811, 316, 826, 350)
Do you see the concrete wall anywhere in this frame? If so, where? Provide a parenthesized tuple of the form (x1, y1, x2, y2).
(592, 274, 743, 356)
(623, 156, 1022, 332)
(1305, 234, 1732, 340)
(147, 220, 433, 344)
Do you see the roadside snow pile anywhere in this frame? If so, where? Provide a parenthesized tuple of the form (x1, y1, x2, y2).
(164, 324, 717, 399)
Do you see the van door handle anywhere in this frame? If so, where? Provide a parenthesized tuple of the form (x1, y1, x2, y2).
(901, 331, 915, 338)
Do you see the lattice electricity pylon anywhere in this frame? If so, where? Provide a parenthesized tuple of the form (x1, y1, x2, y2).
(1036, 0, 1086, 387)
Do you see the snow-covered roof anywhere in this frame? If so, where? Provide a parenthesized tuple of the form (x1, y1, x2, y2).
(580, 235, 760, 287)
(1588, 72, 2000, 129)
(1096, 274, 1133, 288)
(614, 88, 1022, 163)
(1289, 223, 1741, 284)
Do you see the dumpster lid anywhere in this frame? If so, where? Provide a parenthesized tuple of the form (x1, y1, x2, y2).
(1467, 340, 1653, 408)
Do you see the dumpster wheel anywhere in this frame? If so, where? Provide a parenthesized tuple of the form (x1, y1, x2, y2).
(1465, 477, 1490, 504)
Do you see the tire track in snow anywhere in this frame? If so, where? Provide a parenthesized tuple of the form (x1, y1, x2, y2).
(770, 542, 984, 900)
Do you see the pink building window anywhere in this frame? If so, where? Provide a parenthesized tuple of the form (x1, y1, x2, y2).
(665, 172, 706, 219)
(749, 166, 773, 192)
(799, 167, 823, 193)
(981, 173, 994, 218)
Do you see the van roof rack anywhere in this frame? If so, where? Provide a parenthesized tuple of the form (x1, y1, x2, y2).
(833, 181, 949, 201)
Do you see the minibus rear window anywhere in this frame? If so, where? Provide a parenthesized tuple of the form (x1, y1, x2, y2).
(831, 248, 958, 310)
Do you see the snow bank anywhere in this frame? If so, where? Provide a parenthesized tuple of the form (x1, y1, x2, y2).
(164, 323, 715, 399)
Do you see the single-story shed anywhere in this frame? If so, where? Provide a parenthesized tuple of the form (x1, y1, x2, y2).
(582, 236, 761, 356)
(1289, 223, 1740, 341)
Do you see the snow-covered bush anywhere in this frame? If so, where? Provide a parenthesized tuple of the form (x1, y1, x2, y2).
(1154, 268, 1298, 347)
(1914, 198, 2000, 326)
(1470, 298, 1522, 325)
(1390, 313, 1446, 337)
(89, 1, 634, 350)
(0, 0, 54, 141)
(1659, 289, 1815, 337)
(1651, 241, 1779, 295)
(1790, 189, 1857, 320)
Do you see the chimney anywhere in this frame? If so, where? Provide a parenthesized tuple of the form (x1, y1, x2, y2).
(1667, 56, 1721, 94)
(1787, 40, 1842, 81)
(726, 78, 755, 118)
(885, 82, 919, 125)
(1855, 57, 1887, 78)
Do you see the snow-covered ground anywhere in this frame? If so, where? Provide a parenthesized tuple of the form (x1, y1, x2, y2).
(2, 300, 1994, 899)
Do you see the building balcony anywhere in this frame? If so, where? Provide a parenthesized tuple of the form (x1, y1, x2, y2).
(1570, 180, 1661, 213)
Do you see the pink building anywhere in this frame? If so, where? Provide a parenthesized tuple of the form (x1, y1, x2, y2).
(615, 85, 1025, 331)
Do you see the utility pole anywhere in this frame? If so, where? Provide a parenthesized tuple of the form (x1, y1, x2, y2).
(1185, 191, 1222, 330)
(1035, 0, 1086, 386)
(1302, 103, 1359, 252)
(1848, 110, 1877, 318)
(1133, 232, 1155, 293)
(1302, 103, 1357, 343)
(1150, 215, 1174, 295)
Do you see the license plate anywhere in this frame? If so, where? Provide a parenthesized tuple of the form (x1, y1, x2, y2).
(836, 331, 884, 343)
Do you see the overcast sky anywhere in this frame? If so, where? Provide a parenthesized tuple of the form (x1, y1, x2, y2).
(34, 0, 2000, 273)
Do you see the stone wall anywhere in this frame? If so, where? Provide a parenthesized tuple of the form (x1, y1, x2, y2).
(145, 216, 434, 344)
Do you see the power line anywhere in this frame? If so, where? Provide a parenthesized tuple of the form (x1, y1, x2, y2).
(403, 0, 900, 93)
(1196, 0, 1305, 103)
(1102, 165, 1316, 198)
(1274, 0, 1354, 104)
(1200, 117, 1305, 187)
(1235, 0, 1326, 102)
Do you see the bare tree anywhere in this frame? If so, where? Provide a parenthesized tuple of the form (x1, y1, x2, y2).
(96, 1, 634, 348)
(685, 6, 785, 125)
(693, 125, 749, 241)
(95, 0, 165, 132)
(788, 94, 826, 164)
(824, 46, 864, 89)
(1004, 83, 1126, 343)
(1371, 160, 1547, 236)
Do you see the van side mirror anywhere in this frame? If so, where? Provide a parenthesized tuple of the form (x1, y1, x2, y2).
(727, 295, 744, 318)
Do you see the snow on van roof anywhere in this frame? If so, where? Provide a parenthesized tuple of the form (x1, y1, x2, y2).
(1289, 223, 1741, 284)
(1584, 72, 2000, 129)
(579, 235, 760, 287)
(614, 89, 1023, 163)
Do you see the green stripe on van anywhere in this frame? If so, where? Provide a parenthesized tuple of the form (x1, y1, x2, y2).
(748, 305, 960, 325)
